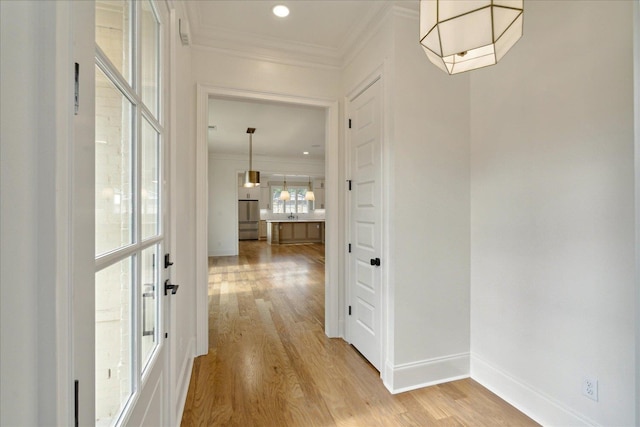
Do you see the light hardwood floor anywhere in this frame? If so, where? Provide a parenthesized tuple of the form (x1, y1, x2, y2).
(181, 241, 538, 426)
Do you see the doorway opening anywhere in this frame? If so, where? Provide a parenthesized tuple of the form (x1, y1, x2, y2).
(195, 85, 341, 356)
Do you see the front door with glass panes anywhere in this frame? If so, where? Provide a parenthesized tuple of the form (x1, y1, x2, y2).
(94, 1, 171, 425)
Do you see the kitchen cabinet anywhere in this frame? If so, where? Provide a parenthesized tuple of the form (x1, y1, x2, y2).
(292, 222, 307, 240)
(267, 221, 325, 244)
(259, 220, 267, 240)
(307, 222, 321, 240)
(314, 190, 325, 209)
(260, 186, 271, 210)
(279, 222, 294, 240)
(313, 180, 325, 209)
(238, 186, 260, 200)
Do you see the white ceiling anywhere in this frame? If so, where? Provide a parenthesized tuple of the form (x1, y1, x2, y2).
(189, 0, 418, 162)
(183, 1, 419, 66)
(208, 97, 326, 160)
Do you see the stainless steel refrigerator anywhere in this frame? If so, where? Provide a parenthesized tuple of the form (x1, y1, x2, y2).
(238, 199, 259, 240)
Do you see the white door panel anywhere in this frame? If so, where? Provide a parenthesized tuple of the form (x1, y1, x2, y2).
(125, 368, 164, 426)
(348, 78, 383, 370)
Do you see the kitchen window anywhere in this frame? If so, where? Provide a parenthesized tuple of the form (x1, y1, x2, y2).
(271, 186, 311, 214)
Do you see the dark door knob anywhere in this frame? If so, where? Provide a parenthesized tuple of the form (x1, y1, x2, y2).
(370, 258, 381, 267)
(164, 279, 179, 295)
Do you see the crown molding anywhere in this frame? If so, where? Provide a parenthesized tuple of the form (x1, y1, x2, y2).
(191, 41, 342, 70)
(335, 1, 390, 60)
(342, 3, 395, 70)
(183, 0, 411, 70)
(342, 4, 419, 70)
(394, 3, 419, 21)
(193, 25, 340, 64)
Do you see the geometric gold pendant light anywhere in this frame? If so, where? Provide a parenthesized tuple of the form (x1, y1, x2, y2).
(243, 127, 260, 187)
(420, 0, 524, 75)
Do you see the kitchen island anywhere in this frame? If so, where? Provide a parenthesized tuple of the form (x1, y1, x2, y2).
(266, 220, 325, 245)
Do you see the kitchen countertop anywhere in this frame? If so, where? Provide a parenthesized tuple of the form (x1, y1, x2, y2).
(265, 219, 325, 223)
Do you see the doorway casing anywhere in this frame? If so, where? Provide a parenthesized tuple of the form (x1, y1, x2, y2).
(195, 84, 341, 355)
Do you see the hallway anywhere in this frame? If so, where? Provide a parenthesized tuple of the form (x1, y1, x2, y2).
(180, 241, 537, 426)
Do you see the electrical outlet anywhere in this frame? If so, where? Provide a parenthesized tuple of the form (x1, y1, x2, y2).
(582, 377, 598, 401)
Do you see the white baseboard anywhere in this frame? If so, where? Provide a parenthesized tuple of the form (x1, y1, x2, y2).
(174, 337, 196, 427)
(470, 353, 599, 427)
(337, 318, 345, 339)
(383, 352, 470, 394)
(209, 249, 236, 257)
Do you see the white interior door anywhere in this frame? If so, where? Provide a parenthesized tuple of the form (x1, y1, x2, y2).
(347, 78, 383, 371)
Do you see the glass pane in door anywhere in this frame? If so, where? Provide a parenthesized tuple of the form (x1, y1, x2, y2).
(140, 0, 159, 117)
(96, 0, 131, 84)
(95, 257, 133, 426)
(141, 245, 158, 370)
(95, 66, 133, 256)
(141, 118, 159, 240)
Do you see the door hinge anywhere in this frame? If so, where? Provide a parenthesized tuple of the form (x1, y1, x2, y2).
(347, 180, 352, 191)
(74, 63, 79, 115)
(164, 253, 174, 268)
(74, 380, 79, 427)
(348, 306, 352, 316)
(348, 243, 351, 253)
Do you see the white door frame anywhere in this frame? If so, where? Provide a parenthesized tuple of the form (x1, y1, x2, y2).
(633, 2, 640, 425)
(71, 1, 97, 424)
(195, 84, 341, 356)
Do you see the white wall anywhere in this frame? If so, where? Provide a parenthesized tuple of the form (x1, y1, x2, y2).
(635, 3, 640, 425)
(391, 10, 471, 381)
(469, 1, 636, 426)
(342, 7, 471, 392)
(0, 3, 40, 424)
(207, 153, 324, 256)
(1, 1, 70, 424)
(192, 46, 341, 100)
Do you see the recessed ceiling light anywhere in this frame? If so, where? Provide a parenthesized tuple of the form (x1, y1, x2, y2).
(303, 151, 309, 155)
(272, 5, 289, 18)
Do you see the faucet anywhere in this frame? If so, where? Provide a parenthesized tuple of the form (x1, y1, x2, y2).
(287, 213, 296, 220)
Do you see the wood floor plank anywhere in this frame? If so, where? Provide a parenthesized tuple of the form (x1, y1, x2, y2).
(181, 241, 539, 427)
